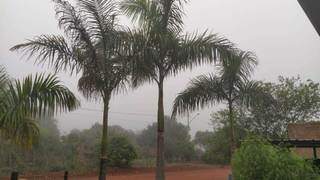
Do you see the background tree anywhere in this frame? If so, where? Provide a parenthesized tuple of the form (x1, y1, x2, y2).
(238, 76, 320, 138)
(0, 121, 138, 176)
(1, 116, 68, 175)
(194, 110, 246, 164)
(172, 50, 269, 157)
(61, 123, 138, 172)
(0, 66, 79, 146)
(193, 76, 320, 165)
(120, 0, 234, 178)
(137, 116, 195, 162)
(10, 0, 132, 179)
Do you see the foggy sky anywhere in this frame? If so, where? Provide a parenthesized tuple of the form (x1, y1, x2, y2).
(1, 0, 319, 136)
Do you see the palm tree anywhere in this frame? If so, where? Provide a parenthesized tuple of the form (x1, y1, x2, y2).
(10, 0, 131, 179)
(121, 0, 234, 179)
(0, 66, 79, 146)
(172, 50, 268, 156)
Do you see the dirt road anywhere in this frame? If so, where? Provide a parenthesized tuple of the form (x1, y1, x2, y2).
(71, 166, 230, 180)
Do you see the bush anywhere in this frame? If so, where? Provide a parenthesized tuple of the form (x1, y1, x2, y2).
(200, 128, 231, 164)
(107, 136, 137, 168)
(232, 136, 318, 180)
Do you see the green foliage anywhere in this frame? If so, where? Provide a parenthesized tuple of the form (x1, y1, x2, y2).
(172, 50, 269, 158)
(0, 66, 79, 146)
(194, 76, 320, 166)
(232, 136, 318, 180)
(0, 121, 140, 176)
(172, 52, 262, 116)
(0, 117, 65, 175)
(239, 76, 320, 138)
(137, 116, 196, 162)
(107, 136, 137, 168)
(61, 123, 138, 172)
(199, 129, 230, 164)
(195, 125, 245, 164)
(194, 110, 247, 164)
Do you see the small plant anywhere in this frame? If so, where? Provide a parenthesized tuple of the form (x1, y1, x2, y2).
(232, 136, 319, 180)
(107, 136, 137, 168)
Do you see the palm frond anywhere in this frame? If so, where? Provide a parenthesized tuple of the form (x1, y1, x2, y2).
(78, 69, 105, 100)
(236, 80, 274, 108)
(121, 0, 160, 28)
(53, 0, 97, 59)
(77, 0, 118, 41)
(0, 65, 9, 89)
(0, 73, 80, 145)
(172, 74, 227, 117)
(78, 56, 131, 100)
(121, 0, 186, 33)
(165, 31, 234, 76)
(161, 0, 187, 33)
(13, 74, 78, 115)
(121, 29, 159, 87)
(130, 52, 158, 87)
(10, 35, 82, 73)
(2, 117, 40, 147)
(218, 50, 258, 83)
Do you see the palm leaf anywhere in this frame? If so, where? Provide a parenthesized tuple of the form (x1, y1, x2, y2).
(236, 80, 275, 108)
(121, 0, 161, 29)
(172, 74, 226, 117)
(165, 31, 234, 76)
(53, 0, 98, 62)
(218, 50, 258, 83)
(77, 0, 118, 50)
(10, 35, 84, 73)
(0, 73, 80, 146)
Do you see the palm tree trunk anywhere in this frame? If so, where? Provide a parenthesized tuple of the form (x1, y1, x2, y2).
(156, 81, 165, 180)
(228, 100, 236, 158)
(99, 95, 110, 180)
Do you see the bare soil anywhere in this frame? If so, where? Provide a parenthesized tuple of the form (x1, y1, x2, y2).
(71, 164, 230, 180)
(1, 164, 230, 180)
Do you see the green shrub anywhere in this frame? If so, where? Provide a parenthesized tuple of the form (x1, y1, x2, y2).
(232, 136, 318, 180)
(107, 136, 137, 168)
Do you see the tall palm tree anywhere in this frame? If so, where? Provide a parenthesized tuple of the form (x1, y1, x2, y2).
(121, 0, 234, 179)
(0, 66, 79, 146)
(172, 50, 268, 156)
(10, 0, 131, 179)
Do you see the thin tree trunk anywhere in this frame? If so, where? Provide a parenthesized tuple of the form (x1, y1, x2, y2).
(228, 101, 236, 158)
(156, 81, 165, 180)
(99, 96, 110, 180)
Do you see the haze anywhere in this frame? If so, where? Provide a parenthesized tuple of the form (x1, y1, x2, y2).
(1, 0, 319, 136)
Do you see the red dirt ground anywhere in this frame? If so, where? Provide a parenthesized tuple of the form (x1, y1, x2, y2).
(1, 164, 230, 180)
(71, 165, 230, 180)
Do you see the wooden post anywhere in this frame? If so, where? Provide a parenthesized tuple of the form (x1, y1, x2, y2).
(10, 171, 18, 180)
(313, 147, 317, 159)
(64, 171, 68, 180)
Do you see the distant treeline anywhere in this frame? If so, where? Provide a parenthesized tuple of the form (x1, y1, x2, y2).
(0, 116, 196, 175)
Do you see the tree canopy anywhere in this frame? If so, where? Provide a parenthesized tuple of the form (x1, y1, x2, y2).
(137, 116, 196, 162)
(239, 76, 320, 138)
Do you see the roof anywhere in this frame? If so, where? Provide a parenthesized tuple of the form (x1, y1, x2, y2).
(288, 121, 320, 140)
(298, 0, 320, 36)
